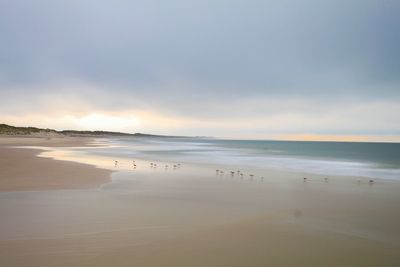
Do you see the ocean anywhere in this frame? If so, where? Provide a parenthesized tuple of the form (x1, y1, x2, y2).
(87, 137, 400, 180)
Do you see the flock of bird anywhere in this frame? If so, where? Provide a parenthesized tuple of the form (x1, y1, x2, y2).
(216, 169, 375, 184)
(113, 160, 181, 170)
(215, 169, 264, 182)
(113, 160, 375, 184)
(302, 176, 374, 184)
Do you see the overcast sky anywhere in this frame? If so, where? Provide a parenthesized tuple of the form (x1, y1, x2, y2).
(1, 0, 399, 140)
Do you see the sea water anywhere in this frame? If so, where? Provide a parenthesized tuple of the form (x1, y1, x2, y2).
(86, 137, 400, 180)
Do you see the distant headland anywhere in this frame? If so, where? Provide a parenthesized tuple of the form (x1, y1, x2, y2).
(0, 123, 185, 138)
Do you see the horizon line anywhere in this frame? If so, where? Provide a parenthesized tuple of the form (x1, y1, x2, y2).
(1, 123, 400, 144)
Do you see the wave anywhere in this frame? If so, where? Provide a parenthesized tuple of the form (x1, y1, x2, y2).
(90, 137, 400, 180)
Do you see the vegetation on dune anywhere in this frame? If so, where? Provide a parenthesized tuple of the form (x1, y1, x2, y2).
(0, 124, 57, 135)
(0, 123, 182, 138)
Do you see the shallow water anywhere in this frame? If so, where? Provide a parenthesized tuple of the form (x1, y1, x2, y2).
(42, 137, 400, 180)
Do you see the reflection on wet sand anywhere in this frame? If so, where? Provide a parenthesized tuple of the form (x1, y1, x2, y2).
(1, 146, 400, 266)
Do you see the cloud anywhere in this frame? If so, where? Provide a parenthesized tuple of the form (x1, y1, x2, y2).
(1, 80, 398, 139)
(0, 0, 399, 139)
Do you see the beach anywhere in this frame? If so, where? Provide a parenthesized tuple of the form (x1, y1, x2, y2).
(0, 137, 111, 191)
(0, 137, 400, 266)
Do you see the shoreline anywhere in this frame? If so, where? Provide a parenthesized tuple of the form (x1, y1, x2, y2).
(1, 136, 397, 193)
(0, 136, 100, 147)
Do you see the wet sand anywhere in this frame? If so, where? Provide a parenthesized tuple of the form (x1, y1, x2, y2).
(0, 136, 98, 147)
(0, 138, 400, 266)
(0, 137, 111, 191)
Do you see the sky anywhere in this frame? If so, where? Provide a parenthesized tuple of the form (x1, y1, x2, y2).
(0, 0, 399, 141)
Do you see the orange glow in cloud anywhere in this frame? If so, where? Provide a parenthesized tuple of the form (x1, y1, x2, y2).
(70, 113, 140, 131)
(1, 111, 400, 142)
(0, 110, 186, 133)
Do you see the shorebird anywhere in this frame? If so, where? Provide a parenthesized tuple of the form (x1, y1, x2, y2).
(240, 173, 244, 179)
(230, 171, 235, 176)
(114, 160, 118, 167)
(303, 177, 308, 182)
(369, 179, 374, 184)
(324, 177, 329, 182)
(249, 174, 254, 179)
